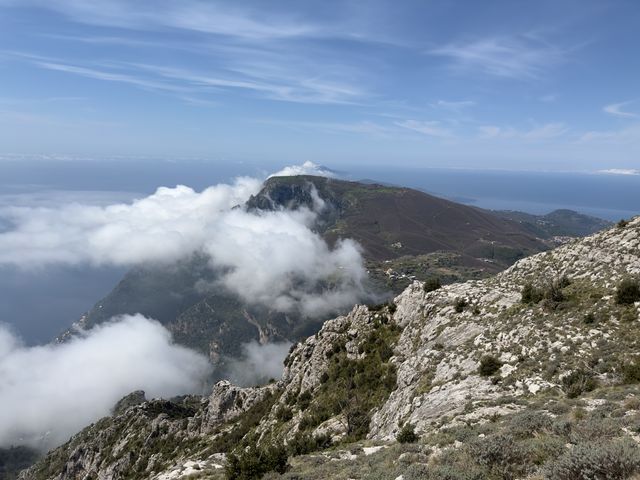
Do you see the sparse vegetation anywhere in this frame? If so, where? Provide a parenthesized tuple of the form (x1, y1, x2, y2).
(299, 320, 400, 442)
(478, 355, 502, 377)
(562, 369, 597, 398)
(423, 277, 442, 293)
(621, 358, 640, 384)
(396, 423, 419, 443)
(616, 278, 640, 305)
(454, 298, 467, 313)
(521, 282, 544, 304)
(617, 219, 630, 229)
(225, 444, 289, 480)
(546, 439, 640, 480)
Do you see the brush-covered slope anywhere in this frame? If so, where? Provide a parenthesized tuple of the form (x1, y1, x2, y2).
(248, 175, 549, 265)
(23, 217, 640, 480)
(493, 208, 612, 239)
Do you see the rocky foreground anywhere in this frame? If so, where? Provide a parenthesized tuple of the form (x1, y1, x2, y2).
(22, 217, 640, 480)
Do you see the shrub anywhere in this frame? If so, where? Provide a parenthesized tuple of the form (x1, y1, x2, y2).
(545, 439, 640, 480)
(570, 417, 621, 443)
(286, 432, 332, 456)
(424, 277, 442, 293)
(410, 464, 485, 480)
(346, 405, 371, 438)
(583, 312, 596, 324)
(397, 423, 419, 443)
(617, 219, 629, 229)
(296, 391, 312, 411)
(225, 444, 289, 480)
(521, 282, 544, 304)
(275, 405, 293, 422)
(621, 358, 640, 384)
(478, 355, 502, 377)
(616, 278, 640, 305)
(508, 411, 552, 439)
(562, 369, 597, 398)
(454, 298, 468, 313)
(468, 434, 528, 480)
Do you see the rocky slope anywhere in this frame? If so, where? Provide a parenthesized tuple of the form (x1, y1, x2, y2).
(22, 217, 640, 479)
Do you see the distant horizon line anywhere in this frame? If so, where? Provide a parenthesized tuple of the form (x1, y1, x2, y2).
(0, 153, 638, 177)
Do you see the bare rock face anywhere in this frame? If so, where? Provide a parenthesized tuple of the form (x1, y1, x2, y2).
(203, 380, 277, 428)
(112, 390, 146, 416)
(370, 216, 640, 439)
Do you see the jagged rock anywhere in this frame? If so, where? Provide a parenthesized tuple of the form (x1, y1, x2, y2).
(112, 390, 146, 416)
(202, 380, 276, 428)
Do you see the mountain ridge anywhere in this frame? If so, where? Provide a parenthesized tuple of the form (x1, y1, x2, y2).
(21, 216, 640, 480)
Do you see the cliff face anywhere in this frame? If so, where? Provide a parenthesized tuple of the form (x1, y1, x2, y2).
(23, 217, 640, 480)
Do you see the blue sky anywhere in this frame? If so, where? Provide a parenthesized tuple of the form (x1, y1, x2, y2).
(0, 0, 639, 171)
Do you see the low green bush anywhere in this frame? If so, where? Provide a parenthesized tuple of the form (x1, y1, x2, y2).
(621, 357, 640, 384)
(562, 369, 597, 398)
(225, 444, 289, 480)
(423, 277, 442, 293)
(468, 433, 530, 480)
(397, 423, 419, 443)
(521, 282, 544, 304)
(545, 439, 640, 480)
(275, 405, 293, 422)
(478, 355, 502, 377)
(286, 432, 332, 456)
(454, 298, 468, 313)
(616, 278, 640, 305)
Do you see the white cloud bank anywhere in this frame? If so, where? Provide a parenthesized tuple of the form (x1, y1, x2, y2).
(224, 341, 293, 387)
(0, 162, 365, 316)
(597, 168, 640, 176)
(0, 315, 210, 449)
(269, 160, 336, 178)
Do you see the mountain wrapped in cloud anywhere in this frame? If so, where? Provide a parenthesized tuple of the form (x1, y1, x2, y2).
(55, 174, 605, 379)
(19, 211, 640, 480)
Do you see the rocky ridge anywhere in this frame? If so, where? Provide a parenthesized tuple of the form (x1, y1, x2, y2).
(21, 216, 640, 480)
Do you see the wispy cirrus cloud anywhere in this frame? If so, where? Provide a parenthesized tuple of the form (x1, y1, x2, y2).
(3, 0, 319, 41)
(394, 119, 453, 138)
(478, 122, 568, 140)
(431, 100, 476, 111)
(429, 35, 567, 80)
(256, 118, 393, 137)
(603, 100, 639, 119)
(579, 123, 640, 143)
(6, 51, 367, 106)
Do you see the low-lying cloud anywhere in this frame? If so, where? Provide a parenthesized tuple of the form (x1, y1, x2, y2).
(224, 341, 293, 387)
(269, 160, 336, 178)
(0, 315, 210, 449)
(0, 162, 367, 316)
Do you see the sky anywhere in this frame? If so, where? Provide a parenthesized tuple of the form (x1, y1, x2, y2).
(0, 0, 639, 171)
